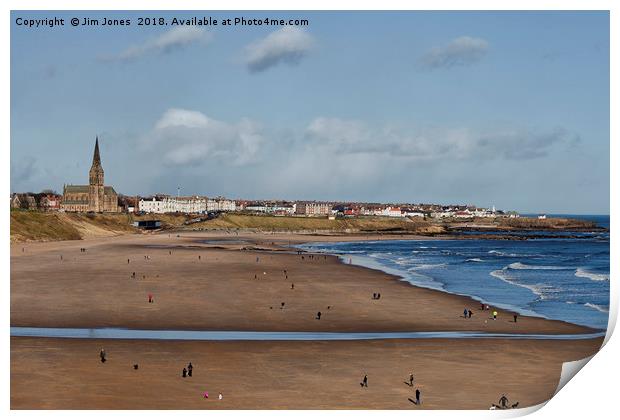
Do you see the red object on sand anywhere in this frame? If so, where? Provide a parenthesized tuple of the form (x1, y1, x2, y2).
(203, 392, 209, 399)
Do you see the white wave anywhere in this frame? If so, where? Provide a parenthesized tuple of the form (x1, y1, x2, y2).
(408, 263, 447, 271)
(466, 258, 484, 262)
(508, 262, 568, 271)
(488, 250, 535, 258)
(575, 268, 609, 282)
(488, 250, 518, 257)
(584, 302, 609, 313)
(490, 268, 558, 300)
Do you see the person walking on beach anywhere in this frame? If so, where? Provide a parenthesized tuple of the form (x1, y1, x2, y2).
(182, 367, 187, 378)
(100, 348, 106, 363)
(148, 293, 153, 303)
(409, 373, 414, 387)
(415, 389, 421, 405)
(468, 310, 473, 318)
(493, 310, 498, 320)
(499, 394, 509, 409)
(513, 314, 518, 323)
(187, 362, 193, 377)
(218, 392, 223, 400)
(463, 308, 468, 318)
(361, 374, 368, 388)
(291, 283, 294, 289)
(316, 311, 322, 320)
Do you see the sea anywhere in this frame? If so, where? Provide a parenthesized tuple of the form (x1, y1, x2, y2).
(299, 215, 610, 330)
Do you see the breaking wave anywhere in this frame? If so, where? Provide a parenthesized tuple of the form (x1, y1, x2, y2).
(490, 268, 558, 300)
(584, 302, 609, 313)
(575, 268, 609, 282)
(507, 262, 568, 271)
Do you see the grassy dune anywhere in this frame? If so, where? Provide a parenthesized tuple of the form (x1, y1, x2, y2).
(193, 213, 443, 233)
(11, 210, 600, 243)
(10, 211, 443, 243)
(10, 210, 136, 243)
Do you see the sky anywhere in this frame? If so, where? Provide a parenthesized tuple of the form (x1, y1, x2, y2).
(10, 11, 610, 214)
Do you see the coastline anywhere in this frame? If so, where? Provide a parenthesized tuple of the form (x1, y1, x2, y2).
(10, 231, 606, 409)
(11, 231, 599, 334)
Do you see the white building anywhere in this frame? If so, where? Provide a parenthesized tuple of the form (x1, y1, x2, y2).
(380, 206, 405, 217)
(139, 196, 206, 214)
(207, 197, 237, 212)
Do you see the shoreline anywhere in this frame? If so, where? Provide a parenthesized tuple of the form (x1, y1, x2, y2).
(11, 231, 599, 335)
(301, 246, 602, 330)
(10, 231, 606, 409)
(290, 235, 608, 332)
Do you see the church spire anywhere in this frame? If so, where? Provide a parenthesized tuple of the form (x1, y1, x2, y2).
(92, 136, 101, 167)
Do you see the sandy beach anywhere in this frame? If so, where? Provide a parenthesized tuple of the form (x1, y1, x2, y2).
(10, 231, 596, 334)
(10, 231, 605, 409)
(10, 336, 602, 409)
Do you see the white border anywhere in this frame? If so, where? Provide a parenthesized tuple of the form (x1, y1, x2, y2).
(3, 1, 617, 419)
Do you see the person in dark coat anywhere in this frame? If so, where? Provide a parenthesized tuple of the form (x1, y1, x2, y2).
(188, 362, 193, 377)
(360, 374, 368, 387)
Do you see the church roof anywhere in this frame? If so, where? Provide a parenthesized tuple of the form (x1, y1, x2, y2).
(64, 185, 89, 193)
(64, 185, 117, 195)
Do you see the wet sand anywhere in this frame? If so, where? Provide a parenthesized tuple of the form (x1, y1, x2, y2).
(10, 231, 596, 334)
(10, 336, 602, 409)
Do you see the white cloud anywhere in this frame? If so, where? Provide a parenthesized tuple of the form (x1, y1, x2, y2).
(143, 108, 263, 166)
(106, 27, 212, 61)
(244, 27, 315, 72)
(304, 117, 578, 161)
(419, 36, 489, 70)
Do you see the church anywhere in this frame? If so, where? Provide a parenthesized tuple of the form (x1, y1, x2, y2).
(62, 137, 119, 213)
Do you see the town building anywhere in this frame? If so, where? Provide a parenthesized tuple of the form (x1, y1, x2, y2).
(39, 194, 62, 211)
(62, 137, 119, 212)
(207, 197, 237, 212)
(139, 196, 207, 214)
(295, 201, 332, 216)
(10, 193, 37, 210)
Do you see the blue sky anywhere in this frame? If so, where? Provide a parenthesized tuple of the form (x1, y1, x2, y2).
(10, 11, 609, 214)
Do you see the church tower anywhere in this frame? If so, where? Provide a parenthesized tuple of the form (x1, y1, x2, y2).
(88, 137, 105, 212)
